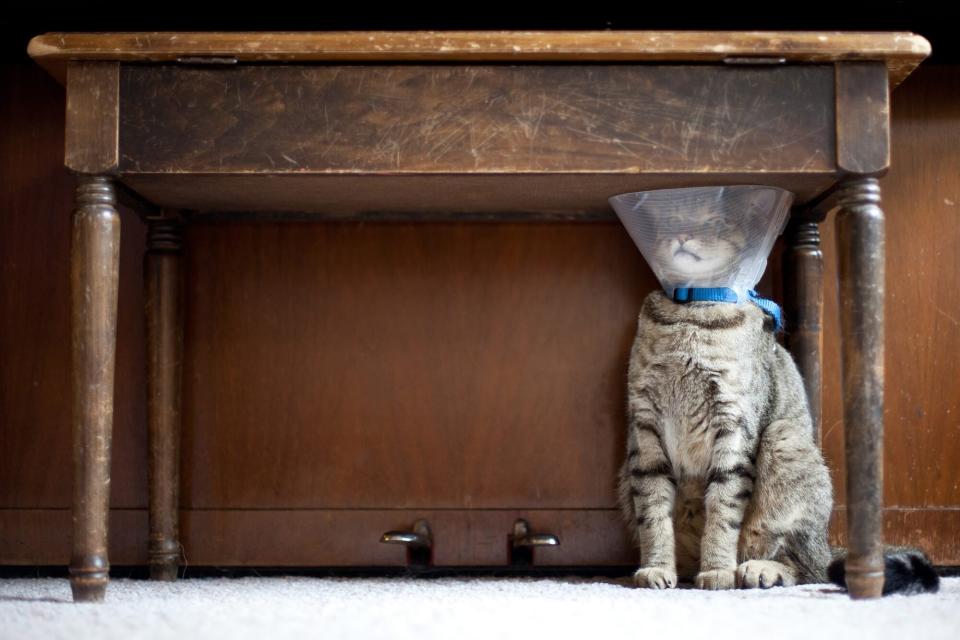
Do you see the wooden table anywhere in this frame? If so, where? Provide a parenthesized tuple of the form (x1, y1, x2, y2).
(27, 30, 930, 601)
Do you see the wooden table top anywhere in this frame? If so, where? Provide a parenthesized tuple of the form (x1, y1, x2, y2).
(28, 30, 930, 87)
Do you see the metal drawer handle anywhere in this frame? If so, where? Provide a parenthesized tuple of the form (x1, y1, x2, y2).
(512, 518, 560, 548)
(380, 531, 427, 546)
(380, 518, 433, 566)
(510, 518, 559, 566)
(520, 533, 560, 547)
(380, 518, 432, 548)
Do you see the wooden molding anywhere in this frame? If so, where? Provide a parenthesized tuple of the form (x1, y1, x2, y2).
(29, 31, 930, 88)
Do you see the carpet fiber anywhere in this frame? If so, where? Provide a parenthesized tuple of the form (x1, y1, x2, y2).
(2, 575, 958, 640)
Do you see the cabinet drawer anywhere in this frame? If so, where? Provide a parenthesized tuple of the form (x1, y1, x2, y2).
(118, 63, 838, 216)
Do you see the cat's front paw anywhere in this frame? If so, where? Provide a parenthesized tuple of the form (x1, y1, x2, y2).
(633, 567, 677, 589)
(736, 560, 797, 589)
(695, 569, 737, 590)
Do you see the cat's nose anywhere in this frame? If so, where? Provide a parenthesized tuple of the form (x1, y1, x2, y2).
(677, 234, 690, 244)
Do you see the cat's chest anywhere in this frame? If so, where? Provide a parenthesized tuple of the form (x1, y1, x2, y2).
(640, 352, 748, 476)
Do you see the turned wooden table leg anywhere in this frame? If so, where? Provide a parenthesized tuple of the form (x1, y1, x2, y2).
(835, 176, 885, 599)
(783, 216, 825, 443)
(145, 217, 184, 581)
(69, 175, 121, 602)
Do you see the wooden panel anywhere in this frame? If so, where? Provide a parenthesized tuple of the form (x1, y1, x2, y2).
(0, 508, 634, 566)
(829, 509, 960, 566)
(65, 61, 119, 174)
(118, 64, 836, 176)
(120, 173, 838, 217)
(181, 510, 635, 566)
(27, 31, 931, 88)
(0, 510, 148, 565)
(180, 221, 651, 509)
(836, 62, 891, 175)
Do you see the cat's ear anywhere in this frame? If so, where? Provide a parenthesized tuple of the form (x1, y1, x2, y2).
(747, 191, 779, 229)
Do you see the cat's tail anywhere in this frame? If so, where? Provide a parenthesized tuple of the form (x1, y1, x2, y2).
(827, 546, 940, 596)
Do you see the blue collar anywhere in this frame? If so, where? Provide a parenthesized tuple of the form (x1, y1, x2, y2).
(672, 287, 783, 332)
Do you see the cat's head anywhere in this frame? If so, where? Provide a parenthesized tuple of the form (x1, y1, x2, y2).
(649, 209, 748, 284)
(609, 185, 793, 292)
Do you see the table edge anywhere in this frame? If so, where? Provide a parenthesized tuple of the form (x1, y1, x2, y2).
(27, 30, 931, 88)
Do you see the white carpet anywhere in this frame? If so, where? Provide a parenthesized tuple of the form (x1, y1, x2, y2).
(2, 575, 958, 640)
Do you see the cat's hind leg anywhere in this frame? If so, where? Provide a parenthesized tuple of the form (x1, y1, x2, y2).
(735, 415, 833, 587)
(735, 528, 826, 588)
(736, 559, 798, 588)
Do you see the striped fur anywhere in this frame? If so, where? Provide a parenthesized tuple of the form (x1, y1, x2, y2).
(617, 290, 833, 590)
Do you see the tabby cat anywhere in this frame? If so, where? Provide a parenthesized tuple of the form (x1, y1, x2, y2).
(616, 210, 937, 593)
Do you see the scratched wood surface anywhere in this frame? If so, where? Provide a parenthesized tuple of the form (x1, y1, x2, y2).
(116, 64, 836, 214)
(120, 64, 835, 175)
(27, 30, 930, 88)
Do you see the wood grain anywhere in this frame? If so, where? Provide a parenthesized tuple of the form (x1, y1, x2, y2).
(121, 173, 839, 217)
(65, 62, 119, 175)
(782, 219, 824, 441)
(836, 62, 891, 175)
(145, 218, 184, 581)
(835, 176, 885, 598)
(180, 221, 650, 510)
(118, 64, 835, 177)
(27, 31, 930, 88)
(114, 61, 843, 216)
(69, 175, 121, 601)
